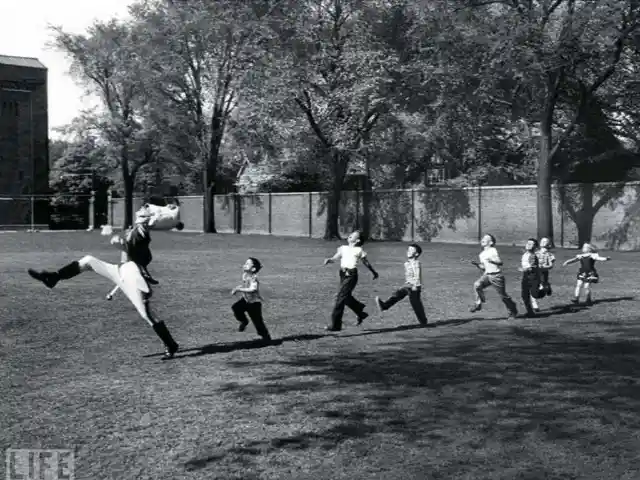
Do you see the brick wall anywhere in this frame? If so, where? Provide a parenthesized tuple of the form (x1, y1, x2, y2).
(112, 182, 640, 250)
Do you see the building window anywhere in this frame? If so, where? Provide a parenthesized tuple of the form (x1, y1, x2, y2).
(426, 166, 446, 185)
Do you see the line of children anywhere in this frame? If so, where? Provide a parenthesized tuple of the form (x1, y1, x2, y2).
(26, 220, 614, 362)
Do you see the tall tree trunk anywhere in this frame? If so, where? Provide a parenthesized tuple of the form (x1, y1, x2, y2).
(121, 148, 134, 229)
(123, 173, 135, 229)
(324, 151, 349, 240)
(537, 116, 554, 242)
(203, 111, 224, 233)
(576, 182, 594, 246)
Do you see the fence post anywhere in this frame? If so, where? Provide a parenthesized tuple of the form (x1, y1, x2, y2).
(235, 193, 242, 234)
(355, 188, 360, 230)
(308, 192, 313, 238)
(30, 195, 35, 232)
(560, 198, 564, 248)
(477, 186, 482, 241)
(410, 189, 415, 241)
(268, 192, 272, 234)
(88, 191, 95, 231)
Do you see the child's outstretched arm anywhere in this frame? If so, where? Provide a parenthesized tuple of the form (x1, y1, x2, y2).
(362, 257, 379, 279)
(563, 256, 579, 266)
(594, 254, 611, 261)
(324, 248, 342, 265)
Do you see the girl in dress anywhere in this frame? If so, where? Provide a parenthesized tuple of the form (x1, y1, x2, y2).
(562, 243, 611, 305)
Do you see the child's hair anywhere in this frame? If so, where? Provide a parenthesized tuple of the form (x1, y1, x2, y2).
(485, 234, 496, 245)
(248, 257, 262, 272)
(408, 243, 422, 256)
(582, 243, 596, 253)
(351, 230, 364, 246)
(526, 238, 539, 249)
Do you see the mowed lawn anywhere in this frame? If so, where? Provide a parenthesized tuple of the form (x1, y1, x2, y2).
(2, 232, 640, 480)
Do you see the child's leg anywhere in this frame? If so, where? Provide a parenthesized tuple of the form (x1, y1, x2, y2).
(490, 274, 518, 316)
(140, 265, 159, 285)
(232, 298, 250, 331)
(542, 270, 552, 295)
(521, 274, 534, 315)
(408, 288, 428, 324)
(583, 282, 593, 304)
(471, 275, 491, 311)
(247, 302, 271, 340)
(530, 294, 539, 310)
(377, 287, 410, 311)
(330, 272, 358, 330)
(573, 280, 584, 302)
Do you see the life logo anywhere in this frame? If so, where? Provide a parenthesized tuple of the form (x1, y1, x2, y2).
(5, 449, 74, 480)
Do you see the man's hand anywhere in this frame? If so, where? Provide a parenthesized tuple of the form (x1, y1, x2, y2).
(323, 258, 332, 265)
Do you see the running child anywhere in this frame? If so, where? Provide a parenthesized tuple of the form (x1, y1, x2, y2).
(562, 243, 611, 305)
(324, 230, 378, 331)
(519, 238, 545, 317)
(469, 233, 518, 318)
(231, 257, 272, 341)
(375, 243, 428, 325)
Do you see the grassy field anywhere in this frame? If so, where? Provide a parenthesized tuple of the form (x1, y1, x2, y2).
(2, 231, 640, 480)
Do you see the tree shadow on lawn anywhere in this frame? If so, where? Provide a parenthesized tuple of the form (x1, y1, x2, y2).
(184, 321, 640, 477)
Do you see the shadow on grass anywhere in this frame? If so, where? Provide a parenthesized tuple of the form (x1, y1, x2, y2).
(156, 333, 329, 358)
(184, 319, 640, 477)
(341, 318, 478, 338)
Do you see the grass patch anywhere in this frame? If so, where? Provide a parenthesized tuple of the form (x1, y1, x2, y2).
(2, 232, 640, 479)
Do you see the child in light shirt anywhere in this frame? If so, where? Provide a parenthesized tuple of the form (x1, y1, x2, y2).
(470, 234, 518, 318)
(375, 243, 428, 325)
(324, 230, 378, 331)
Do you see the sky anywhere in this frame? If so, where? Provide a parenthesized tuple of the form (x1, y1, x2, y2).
(1, 0, 135, 137)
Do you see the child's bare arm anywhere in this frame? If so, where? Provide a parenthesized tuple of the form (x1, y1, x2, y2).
(324, 249, 341, 265)
(594, 254, 611, 261)
(362, 257, 379, 279)
(563, 256, 579, 266)
(470, 260, 484, 270)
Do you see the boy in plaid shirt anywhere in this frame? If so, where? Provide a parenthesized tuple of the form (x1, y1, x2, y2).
(375, 243, 428, 325)
(529, 237, 555, 312)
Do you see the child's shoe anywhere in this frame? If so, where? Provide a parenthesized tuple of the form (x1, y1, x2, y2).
(356, 311, 369, 325)
(469, 303, 482, 313)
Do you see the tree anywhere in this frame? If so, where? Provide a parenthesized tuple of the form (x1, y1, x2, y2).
(556, 95, 640, 245)
(131, 0, 283, 232)
(51, 20, 156, 227)
(49, 132, 113, 229)
(457, 0, 640, 242)
(268, 0, 401, 239)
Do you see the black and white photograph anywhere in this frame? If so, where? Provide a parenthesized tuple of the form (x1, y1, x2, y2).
(2, 1, 640, 479)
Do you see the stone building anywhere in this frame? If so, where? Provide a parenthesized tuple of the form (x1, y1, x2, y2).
(0, 55, 49, 228)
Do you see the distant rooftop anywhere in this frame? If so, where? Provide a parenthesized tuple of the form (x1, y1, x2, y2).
(0, 55, 46, 69)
